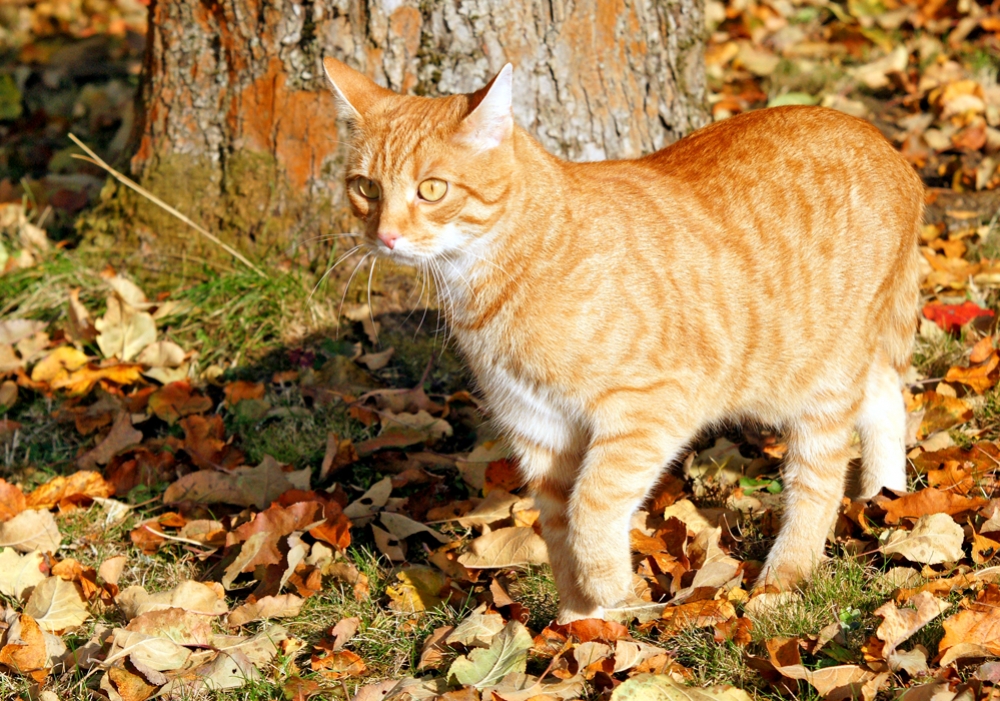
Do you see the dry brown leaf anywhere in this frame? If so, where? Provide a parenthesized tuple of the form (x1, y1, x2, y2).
(229, 594, 305, 627)
(26, 470, 114, 509)
(458, 527, 549, 568)
(24, 576, 90, 632)
(147, 381, 212, 424)
(939, 585, 1000, 661)
(0, 319, 47, 346)
(0, 548, 46, 601)
(386, 566, 449, 613)
(883, 487, 987, 524)
(77, 412, 143, 470)
(0, 508, 62, 553)
(874, 591, 951, 656)
(107, 628, 191, 673)
(99, 555, 127, 587)
(125, 608, 214, 646)
(66, 288, 96, 344)
(0, 478, 26, 522)
(116, 580, 228, 620)
(96, 296, 157, 362)
(0, 613, 50, 679)
(882, 512, 965, 565)
(447, 604, 505, 648)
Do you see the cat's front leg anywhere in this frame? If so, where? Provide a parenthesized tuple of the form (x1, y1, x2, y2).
(510, 436, 594, 620)
(565, 423, 689, 621)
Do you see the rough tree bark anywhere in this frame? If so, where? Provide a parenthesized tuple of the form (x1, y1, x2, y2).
(98, 0, 707, 259)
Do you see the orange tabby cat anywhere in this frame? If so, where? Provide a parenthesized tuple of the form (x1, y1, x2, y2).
(322, 58, 923, 622)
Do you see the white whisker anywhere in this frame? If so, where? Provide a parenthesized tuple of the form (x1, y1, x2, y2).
(310, 244, 364, 300)
(367, 256, 380, 346)
(337, 251, 374, 338)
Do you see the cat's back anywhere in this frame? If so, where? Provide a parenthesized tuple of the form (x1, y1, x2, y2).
(643, 106, 922, 213)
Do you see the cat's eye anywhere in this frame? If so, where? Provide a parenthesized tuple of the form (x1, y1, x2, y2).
(355, 178, 381, 200)
(418, 178, 448, 202)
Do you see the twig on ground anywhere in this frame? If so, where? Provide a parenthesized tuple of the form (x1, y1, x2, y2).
(67, 133, 268, 279)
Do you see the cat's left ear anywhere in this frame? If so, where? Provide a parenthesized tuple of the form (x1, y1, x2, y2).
(322, 57, 395, 121)
(457, 64, 513, 150)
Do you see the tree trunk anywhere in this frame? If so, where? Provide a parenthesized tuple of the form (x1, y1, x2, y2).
(99, 0, 707, 259)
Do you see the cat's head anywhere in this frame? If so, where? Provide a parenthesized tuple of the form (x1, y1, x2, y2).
(323, 58, 515, 266)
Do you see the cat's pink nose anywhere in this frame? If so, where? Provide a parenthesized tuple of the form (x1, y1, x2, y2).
(378, 231, 400, 250)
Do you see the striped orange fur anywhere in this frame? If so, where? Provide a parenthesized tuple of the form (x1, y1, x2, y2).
(323, 58, 923, 622)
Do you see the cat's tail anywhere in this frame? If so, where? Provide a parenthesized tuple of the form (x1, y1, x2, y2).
(881, 190, 924, 375)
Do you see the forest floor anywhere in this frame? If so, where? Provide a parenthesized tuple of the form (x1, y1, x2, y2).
(3, 2, 1000, 701)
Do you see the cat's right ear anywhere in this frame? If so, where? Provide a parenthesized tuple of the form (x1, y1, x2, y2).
(457, 64, 514, 151)
(322, 57, 394, 121)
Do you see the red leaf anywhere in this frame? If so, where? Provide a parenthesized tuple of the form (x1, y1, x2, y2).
(923, 301, 995, 334)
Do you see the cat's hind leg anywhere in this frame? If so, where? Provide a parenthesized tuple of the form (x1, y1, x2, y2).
(850, 355, 908, 499)
(758, 400, 856, 590)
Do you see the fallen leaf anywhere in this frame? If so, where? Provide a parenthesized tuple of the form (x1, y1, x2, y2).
(224, 380, 265, 406)
(311, 649, 367, 679)
(26, 470, 114, 509)
(107, 628, 191, 673)
(882, 513, 965, 564)
(449, 620, 533, 689)
(136, 340, 185, 368)
(874, 591, 951, 656)
(0, 319, 46, 346)
(328, 616, 360, 651)
(229, 594, 304, 627)
(387, 566, 449, 613)
(125, 607, 214, 646)
(610, 673, 751, 701)
(76, 412, 143, 470)
(95, 296, 157, 362)
(883, 487, 986, 524)
(923, 301, 995, 333)
(0, 613, 50, 679)
(0, 478, 26, 522)
(458, 527, 549, 568)
(30, 346, 89, 383)
(357, 347, 394, 371)
(116, 580, 228, 620)
(945, 351, 1000, 393)
(23, 576, 90, 632)
(0, 509, 62, 553)
(147, 381, 212, 424)
(0, 548, 46, 601)
(939, 585, 1000, 662)
(447, 604, 506, 648)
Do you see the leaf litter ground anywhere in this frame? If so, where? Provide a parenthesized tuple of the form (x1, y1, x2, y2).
(5, 1, 1000, 700)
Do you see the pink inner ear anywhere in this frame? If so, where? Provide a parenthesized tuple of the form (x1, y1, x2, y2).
(457, 64, 514, 150)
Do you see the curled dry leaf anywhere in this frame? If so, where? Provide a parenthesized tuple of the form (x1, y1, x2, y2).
(228, 594, 304, 627)
(30, 346, 89, 384)
(26, 470, 114, 510)
(0, 613, 50, 680)
(458, 527, 549, 568)
(882, 513, 965, 565)
(0, 508, 62, 553)
(874, 591, 951, 656)
(0, 478, 26, 522)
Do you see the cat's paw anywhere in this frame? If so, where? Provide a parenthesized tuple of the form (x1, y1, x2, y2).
(556, 605, 605, 624)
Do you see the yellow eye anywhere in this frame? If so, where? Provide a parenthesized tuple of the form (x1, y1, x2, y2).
(356, 178, 381, 200)
(418, 178, 448, 202)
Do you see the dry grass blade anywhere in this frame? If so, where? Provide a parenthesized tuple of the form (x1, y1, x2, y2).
(66, 133, 267, 279)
